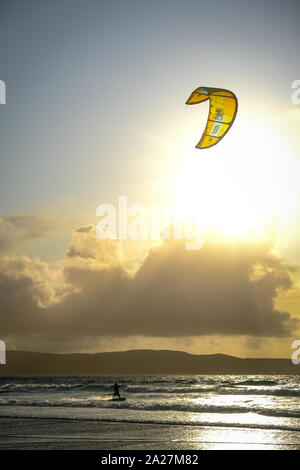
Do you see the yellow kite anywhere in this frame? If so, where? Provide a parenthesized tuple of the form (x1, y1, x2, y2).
(186, 87, 238, 149)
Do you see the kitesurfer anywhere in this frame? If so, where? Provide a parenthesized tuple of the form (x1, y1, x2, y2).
(113, 382, 120, 398)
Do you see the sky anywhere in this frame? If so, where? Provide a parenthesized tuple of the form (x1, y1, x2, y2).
(0, 0, 300, 358)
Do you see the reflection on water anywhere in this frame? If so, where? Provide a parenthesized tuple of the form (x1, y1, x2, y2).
(175, 425, 299, 450)
(0, 375, 299, 449)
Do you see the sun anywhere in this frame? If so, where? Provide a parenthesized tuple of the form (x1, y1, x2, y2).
(171, 121, 300, 239)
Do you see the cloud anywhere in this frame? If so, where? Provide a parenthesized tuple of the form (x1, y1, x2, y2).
(64, 224, 124, 276)
(119, 238, 295, 337)
(0, 223, 297, 352)
(0, 213, 66, 253)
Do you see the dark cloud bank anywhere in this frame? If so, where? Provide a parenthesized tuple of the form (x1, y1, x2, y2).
(0, 222, 297, 351)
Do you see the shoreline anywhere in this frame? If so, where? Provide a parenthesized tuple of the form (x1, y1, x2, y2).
(1, 417, 300, 450)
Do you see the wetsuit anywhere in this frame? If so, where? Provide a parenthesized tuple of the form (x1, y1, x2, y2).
(113, 383, 120, 397)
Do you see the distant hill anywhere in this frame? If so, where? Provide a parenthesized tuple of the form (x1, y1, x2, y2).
(0, 349, 299, 376)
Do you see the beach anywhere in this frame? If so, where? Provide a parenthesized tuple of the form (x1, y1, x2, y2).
(0, 375, 299, 450)
(1, 417, 300, 450)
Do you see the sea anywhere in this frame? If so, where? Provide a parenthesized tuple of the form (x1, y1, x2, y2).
(0, 375, 299, 450)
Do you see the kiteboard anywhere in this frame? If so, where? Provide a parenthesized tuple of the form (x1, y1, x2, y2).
(101, 396, 126, 402)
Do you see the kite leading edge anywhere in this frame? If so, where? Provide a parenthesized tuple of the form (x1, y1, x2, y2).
(186, 87, 238, 149)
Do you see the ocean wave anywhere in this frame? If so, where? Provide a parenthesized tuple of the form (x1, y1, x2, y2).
(218, 387, 300, 397)
(0, 412, 299, 433)
(237, 380, 278, 386)
(0, 381, 116, 394)
(1, 382, 299, 399)
(125, 385, 220, 394)
(0, 383, 83, 393)
(0, 382, 219, 395)
(0, 397, 299, 418)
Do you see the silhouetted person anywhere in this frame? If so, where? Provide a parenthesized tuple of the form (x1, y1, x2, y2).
(113, 382, 120, 398)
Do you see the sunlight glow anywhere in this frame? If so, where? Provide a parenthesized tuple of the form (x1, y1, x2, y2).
(172, 122, 300, 239)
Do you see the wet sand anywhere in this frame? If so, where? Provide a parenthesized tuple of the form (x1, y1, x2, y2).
(1, 417, 300, 450)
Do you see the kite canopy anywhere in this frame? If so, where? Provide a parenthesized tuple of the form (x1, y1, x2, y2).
(186, 87, 238, 149)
